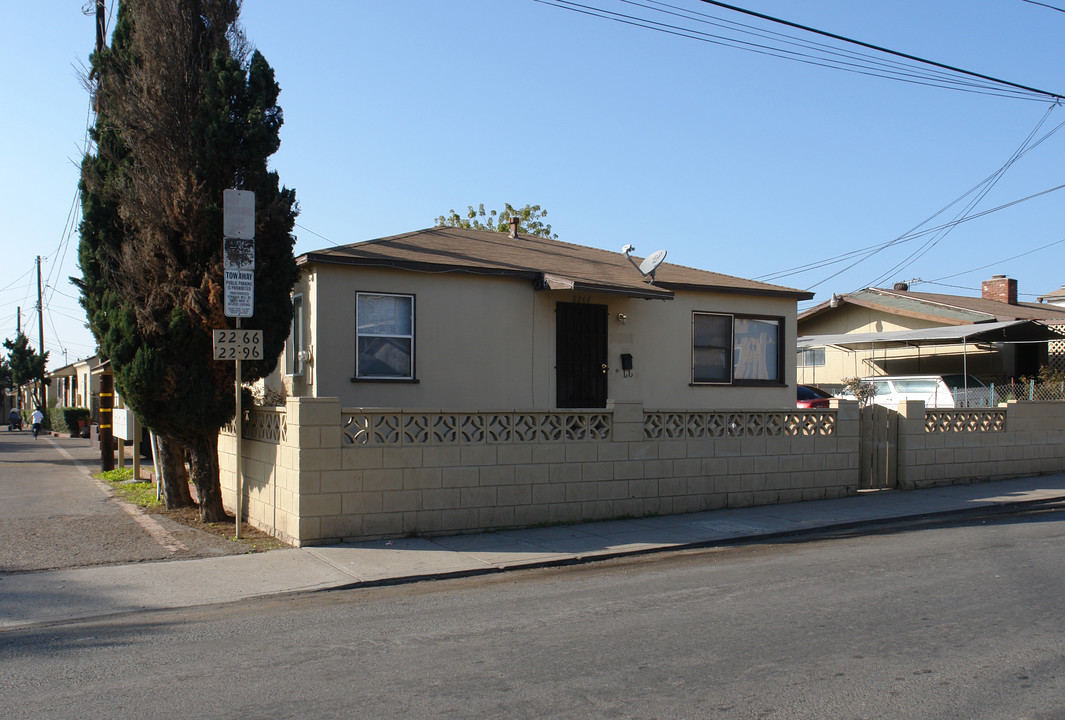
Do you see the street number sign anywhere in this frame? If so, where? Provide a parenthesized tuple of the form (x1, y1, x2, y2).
(213, 329, 263, 360)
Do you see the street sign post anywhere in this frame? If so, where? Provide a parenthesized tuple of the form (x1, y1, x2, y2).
(222, 189, 256, 539)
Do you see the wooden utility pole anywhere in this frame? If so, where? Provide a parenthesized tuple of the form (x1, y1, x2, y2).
(95, 0, 106, 56)
(99, 371, 114, 471)
(36, 256, 45, 409)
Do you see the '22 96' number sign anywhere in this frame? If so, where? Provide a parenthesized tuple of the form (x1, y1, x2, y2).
(212, 329, 263, 360)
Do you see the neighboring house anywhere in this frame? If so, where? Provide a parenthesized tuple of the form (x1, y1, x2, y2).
(270, 225, 813, 411)
(46, 355, 103, 411)
(797, 275, 1065, 389)
(1038, 286, 1065, 374)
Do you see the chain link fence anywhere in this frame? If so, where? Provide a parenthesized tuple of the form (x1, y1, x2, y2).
(990, 380, 1065, 404)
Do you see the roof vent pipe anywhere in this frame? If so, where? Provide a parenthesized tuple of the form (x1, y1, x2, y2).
(509, 216, 519, 238)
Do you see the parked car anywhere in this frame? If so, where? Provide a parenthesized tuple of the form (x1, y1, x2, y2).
(797, 384, 833, 409)
(836, 374, 990, 409)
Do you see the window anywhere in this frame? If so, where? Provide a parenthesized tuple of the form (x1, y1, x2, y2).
(797, 347, 825, 367)
(692, 312, 783, 385)
(356, 292, 414, 379)
(287, 294, 304, 376)
(693, 313, 733, 383)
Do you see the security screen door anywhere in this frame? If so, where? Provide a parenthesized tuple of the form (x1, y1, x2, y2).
(555, 302, 607, 409)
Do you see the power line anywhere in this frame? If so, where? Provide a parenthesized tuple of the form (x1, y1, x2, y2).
(924, 236, 1065, 285)
(692, 0, 1064, 99)
(1019, 0, 1065, 14)
(534, 0, 1065, 100)
(863, 103, 1057, 287)
(755, 110, 1065, 289)
(755, 180, 1065, 283)
(294, 222, 341, 247)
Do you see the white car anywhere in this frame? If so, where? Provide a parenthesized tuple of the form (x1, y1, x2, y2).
(837, 374, 991, 409)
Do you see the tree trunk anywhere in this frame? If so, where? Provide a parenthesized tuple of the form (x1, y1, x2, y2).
(158, 435, 194, 509)
(187, 431, 228, 522)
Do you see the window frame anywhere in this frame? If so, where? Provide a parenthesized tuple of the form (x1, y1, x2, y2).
(797, 346, 826, 368)
(691, 311, 785, 387)
(287, 293, 304, 377)
(353, 291, 417, 382)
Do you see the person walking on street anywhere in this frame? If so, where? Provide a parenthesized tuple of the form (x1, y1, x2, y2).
(31, 407, 44, 439)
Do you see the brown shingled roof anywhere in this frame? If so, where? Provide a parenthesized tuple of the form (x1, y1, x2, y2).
(799, 285, 1065, 325)
(298, 226, 812, 300)
(879, 287, 1065, 322)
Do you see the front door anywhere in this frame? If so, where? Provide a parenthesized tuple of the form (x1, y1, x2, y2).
(556, 302, 607, 408)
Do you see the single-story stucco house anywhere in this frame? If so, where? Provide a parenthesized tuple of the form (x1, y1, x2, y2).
(267, 224, 813, 411)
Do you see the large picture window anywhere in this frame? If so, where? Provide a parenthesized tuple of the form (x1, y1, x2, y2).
(692, 312, 783, 385)
(356, 292, 414, 379)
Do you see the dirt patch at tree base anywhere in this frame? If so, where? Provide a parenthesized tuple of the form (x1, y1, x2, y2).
(147, 504, 291, 554)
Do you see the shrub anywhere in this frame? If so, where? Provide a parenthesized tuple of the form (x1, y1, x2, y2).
(49, 407, 91, 436)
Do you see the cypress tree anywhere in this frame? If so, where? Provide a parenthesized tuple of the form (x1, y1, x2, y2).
(78, 0, 298, 522)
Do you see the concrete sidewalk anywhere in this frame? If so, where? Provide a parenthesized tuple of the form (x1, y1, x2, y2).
(3, 458, 1064, 630)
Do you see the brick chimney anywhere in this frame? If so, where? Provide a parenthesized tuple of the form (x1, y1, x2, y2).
(981, 275, 1017, 305)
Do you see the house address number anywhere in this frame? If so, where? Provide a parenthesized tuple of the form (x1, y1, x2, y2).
(212, 329, 263, 360)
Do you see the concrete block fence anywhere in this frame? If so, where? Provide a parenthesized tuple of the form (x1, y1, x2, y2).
(218, 397, 1065, 546)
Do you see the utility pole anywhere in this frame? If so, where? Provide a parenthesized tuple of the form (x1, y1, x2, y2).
(95, 0, 106, 56)
(36, 256, 45, 409)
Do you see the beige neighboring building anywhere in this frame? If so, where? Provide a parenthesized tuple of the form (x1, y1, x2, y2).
(268, 225, 813, 411)
(797, 275, 1065, 389)
(46, 355, 104, 410)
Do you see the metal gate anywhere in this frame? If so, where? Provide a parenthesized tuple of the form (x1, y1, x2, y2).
(859, 404, 898, 490)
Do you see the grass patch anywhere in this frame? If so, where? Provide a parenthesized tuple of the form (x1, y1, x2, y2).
(96, 468, 134, 482)
(94, 468, 161, 509)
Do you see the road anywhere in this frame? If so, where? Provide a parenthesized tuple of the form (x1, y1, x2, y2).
(3, 505, 1064, 719)
(0, 430, 253, 573)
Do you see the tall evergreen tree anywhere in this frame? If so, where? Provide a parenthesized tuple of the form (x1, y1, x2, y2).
(3, 333, 49, 408)
(78, 0, 298, 521)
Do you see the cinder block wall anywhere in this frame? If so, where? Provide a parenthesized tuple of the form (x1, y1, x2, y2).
(220, 398, 1065, 546)
(219, 401, 308, 545)
(223, 399, 856, 546)
(896, 400, 1065, 490)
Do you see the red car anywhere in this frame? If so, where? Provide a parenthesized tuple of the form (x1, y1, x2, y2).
(797, 384, 832, 409)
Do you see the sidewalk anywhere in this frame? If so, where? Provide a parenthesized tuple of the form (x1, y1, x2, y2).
(3, 434, 1065, 630)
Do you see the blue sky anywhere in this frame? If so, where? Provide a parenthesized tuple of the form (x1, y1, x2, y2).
(3, 0, 1064, 369)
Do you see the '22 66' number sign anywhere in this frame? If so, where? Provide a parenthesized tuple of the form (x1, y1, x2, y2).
(212, 329, 263, 360)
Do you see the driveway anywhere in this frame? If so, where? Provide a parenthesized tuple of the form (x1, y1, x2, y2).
(0, 429, 248, 573)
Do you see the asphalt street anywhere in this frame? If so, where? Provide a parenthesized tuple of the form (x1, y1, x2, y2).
(0, 430, 248, 573)
(4, 504, 1065, 719)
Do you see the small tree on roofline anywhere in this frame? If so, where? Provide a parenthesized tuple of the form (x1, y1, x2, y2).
(435, 203, 557, 239)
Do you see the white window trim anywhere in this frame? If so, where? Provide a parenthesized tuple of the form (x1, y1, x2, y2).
(287, 293, 304, 377)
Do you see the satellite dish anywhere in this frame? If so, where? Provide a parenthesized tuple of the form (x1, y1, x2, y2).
(621, 245, 669, 283)
(639, 249, 667, 277)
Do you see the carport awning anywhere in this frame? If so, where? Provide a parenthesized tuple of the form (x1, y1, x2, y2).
(797, 319, 1065, 349)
